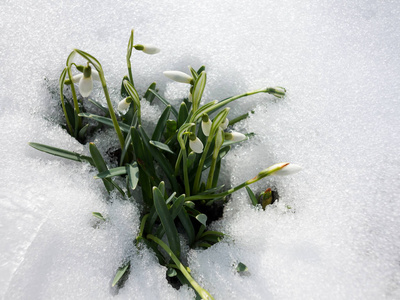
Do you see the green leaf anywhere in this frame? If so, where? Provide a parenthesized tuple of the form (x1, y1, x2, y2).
(152, 105, 171, 141)
(95, 166, 127, 179)
(211, 159, 222, 188)
(236, 262, 248, 273)
(112, 262, 130, 287)
(192, 71, 206, 108)
(89, 143, 114, 193)
(59, 68, 73, 135)
(153, 186, 181, 258)
(189, 66, 199, 80)
(197, 65, 205, 74)
(187, 151, 196, 169)
(79, 113, 131, 133)
(78, 124, 89, 139)
(246, 186, 258, 206)
(88, 98, 110, 116)
(178, 209, 195, 246)
(148, 89, 179, 118)
(144, 82, 157, 103)
(92, 212, 106, 221)
(127, 162, 139, 190)
(149, 140, 174, 154)
(170, 195, 185, 219)
(158, 181, 166, 197)
(29, 142, 94, 165)
(196, 214, 207, 226)
(177, 102, 188, 128)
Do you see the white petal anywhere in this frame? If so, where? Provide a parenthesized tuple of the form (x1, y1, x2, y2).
(118, 98, 131, 111)
(220, 118, 229, 130)
(189, 138, 204, 153)
(79, 76, 93, 97)
(71, 74, 82, 83)
(163, 71, 193, 84)
(201, 120, 212, 136)
(226, 131, 246, 142)
(142, 45, 160, 54)
(91, 69, 100, 81)
(274, 163, 302, 176)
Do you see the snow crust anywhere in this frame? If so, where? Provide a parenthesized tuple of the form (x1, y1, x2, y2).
(1, 0, 400, 299)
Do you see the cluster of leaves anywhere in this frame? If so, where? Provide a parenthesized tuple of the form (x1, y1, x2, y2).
(30, 30, 299, 299)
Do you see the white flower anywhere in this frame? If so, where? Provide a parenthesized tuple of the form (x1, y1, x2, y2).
(134, 44, 160, 55)
(263, 163, 302, 176)
(163, 71, 193, 84)
(267, 86, 286, 98)
(189, 136, 204, 153)
(71, 66, 100, 97)
(201, 115, 212, 136)
(224, 131, 246, 142)
(118, 97, 131, 112)
(220, 118, 229, 130)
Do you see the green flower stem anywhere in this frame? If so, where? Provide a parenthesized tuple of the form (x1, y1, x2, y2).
(66, 65, 81, 137)
(210, 88, 269, 113)
(147, 235, 215, 300)
(192, 136, 213, 194)
(206, 151, 219, 190)
(182, 148, 190, 196)
(59, 68, 73, 134)
(99, 74, 125, 150)
(186, 164, 283, 201)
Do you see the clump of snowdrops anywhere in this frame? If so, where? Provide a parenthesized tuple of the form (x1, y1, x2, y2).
(30, 30, 301, 299)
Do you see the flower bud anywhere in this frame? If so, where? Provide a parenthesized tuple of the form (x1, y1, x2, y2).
(189, 134, 204, 153)
(220, 118, 229, 130)
(267, 87, 286, 98)
(118, 97, 132, 112)
(224, 131, 246, 142)
(163, 71, 194, 84)
(134, 44, 160, 54)
(201, 114, 212, 136)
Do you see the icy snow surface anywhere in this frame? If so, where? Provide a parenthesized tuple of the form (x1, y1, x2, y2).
(1, 0, 400, 299)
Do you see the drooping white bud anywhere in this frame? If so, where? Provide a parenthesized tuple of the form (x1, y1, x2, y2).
(163, 71, 193, 84)
(273, 163, 302, 176)
(224, 131, 246, 142)
(267, 87, 286, 98)
(134, 44, 160, 54)
(220, 118, 229, 130)
(118, 97, 132, 112)
(189, 134, 204, 153)
(201, 115, 212, 136)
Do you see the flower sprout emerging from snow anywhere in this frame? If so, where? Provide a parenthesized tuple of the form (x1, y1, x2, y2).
(118, 97, 132, 112)
(71, 65, 100, 97)
(163, 71, 194, 84)
(267, 87, 286, 98)
(224, 131, 246, 142)
(201, 114, 212, 136)
(133, 44, 160, 55)
(189, 133, 204, 153)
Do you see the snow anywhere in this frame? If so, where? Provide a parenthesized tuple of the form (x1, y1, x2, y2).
(1, 0, 400, 299)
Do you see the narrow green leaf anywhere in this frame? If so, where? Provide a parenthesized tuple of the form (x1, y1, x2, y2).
(88, 98, 110, 116)
(89, 143, 114, 192)
(189, 66, 199, 80)
(120, 75, 130, 98)
(197, 66, 205, 74)
(112, 263, 130, 287)
(144, 82, 157, 103)
(170, 195, 185, 219)
(148, 89, 178, 118)
(178, 209, 195, 246)
(79, 113, 131, 133)
(59, 68, 73, 135)
(192, 71, 206, 107)
(177, 102, 188, 128)
(78, 124, 89, 139)
(149, 140, 174, 154)
(92, 212, 106, 221)
(187, 151, 196, 169)
(29, 142, 94, 165)
(246, 186, 258, 206)
(211, 159, 221, 188)
(95, 166, 127, 179)
(151, 105, 171, 141)
(153, 186, 181, 258)
(158, 181, 166, 197)
(127, 162, 139, 190)
(165, 192, 177, 205)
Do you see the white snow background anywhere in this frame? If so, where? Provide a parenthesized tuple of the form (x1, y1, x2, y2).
(1, 0, 399, 299)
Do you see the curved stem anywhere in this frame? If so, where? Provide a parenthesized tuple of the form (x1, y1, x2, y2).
(147, 235, 214, 300)
(192, 137, 212, 194)
(66, 65, 81, 137)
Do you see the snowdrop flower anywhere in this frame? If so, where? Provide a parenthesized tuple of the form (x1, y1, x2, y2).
(118, 97, 132, 112)
(201, 114, 212, 136)
(262, 163, 302, 177)
(224, 131, 246, 142)
(267, 86, 286, 98)
(220, 118, 229, 130)
(133, 44, 160, 54)
(71, 65, 100, 97)
(163, 71, 193, 84)
(189, 133, 203, 153)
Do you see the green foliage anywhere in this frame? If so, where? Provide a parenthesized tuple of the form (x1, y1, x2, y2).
(29, 30, 293, 299)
